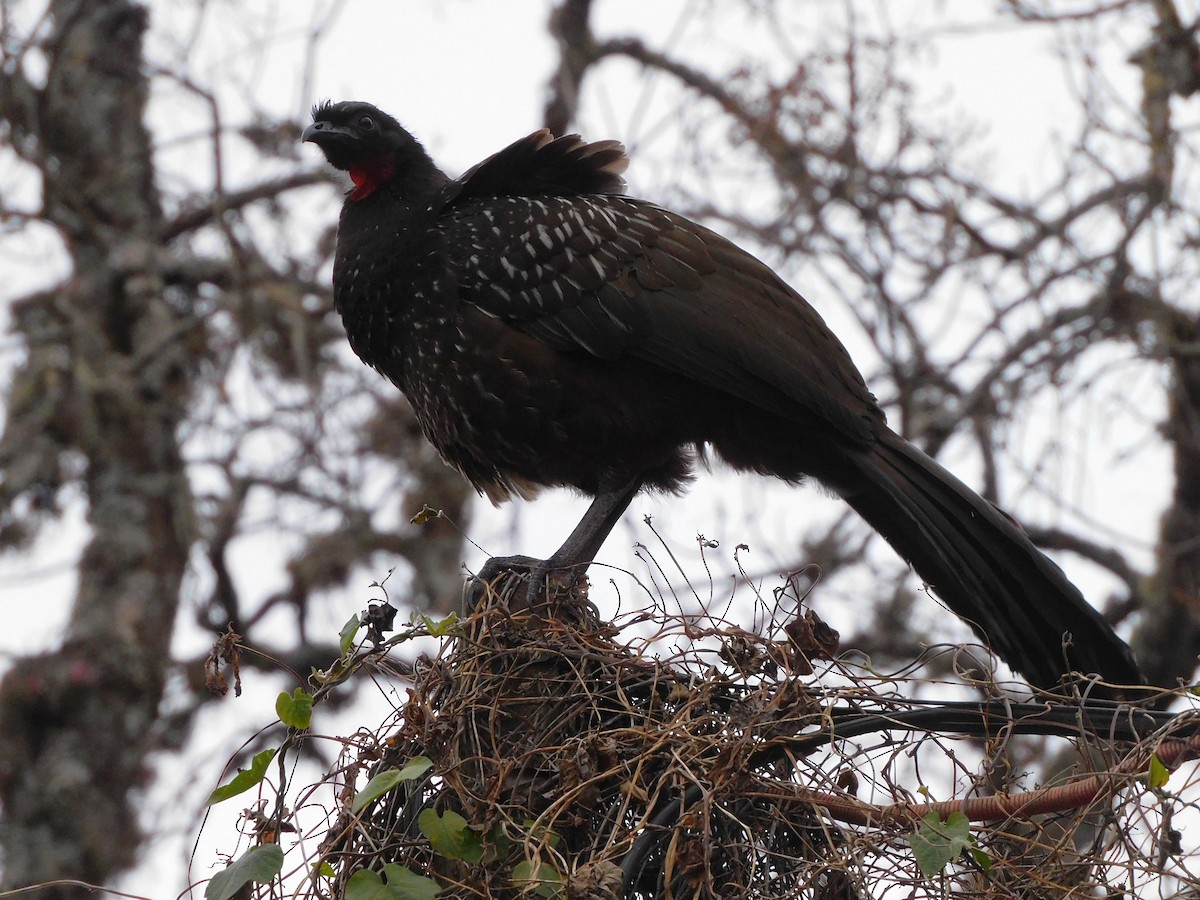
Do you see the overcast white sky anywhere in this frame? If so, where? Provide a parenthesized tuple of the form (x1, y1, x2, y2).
(0, 0, 1182, 894)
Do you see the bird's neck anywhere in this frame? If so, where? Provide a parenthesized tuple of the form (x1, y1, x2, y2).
(345, 151, 449, 204)
(347, 155, 397, 201)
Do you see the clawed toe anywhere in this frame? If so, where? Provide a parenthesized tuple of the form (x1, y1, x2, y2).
(468, 555, 546, 611)
(467, 555, 586, 612)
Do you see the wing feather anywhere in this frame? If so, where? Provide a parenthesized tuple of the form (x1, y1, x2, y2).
(440, 192, 881, 443)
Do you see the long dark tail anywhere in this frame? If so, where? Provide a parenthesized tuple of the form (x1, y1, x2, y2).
(842, 431, 1141, 693)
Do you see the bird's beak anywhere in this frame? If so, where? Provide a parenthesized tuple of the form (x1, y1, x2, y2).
(301, 121, 361, 146)
(301, 121, 331, 144)
(302, 121, 364, 170)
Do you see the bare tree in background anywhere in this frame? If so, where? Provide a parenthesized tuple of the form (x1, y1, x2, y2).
(0, 0, 471, 893)
(0, 0, 1196, 894)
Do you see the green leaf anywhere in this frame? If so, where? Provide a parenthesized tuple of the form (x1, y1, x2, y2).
(340, 613, 362, 655)
(420, 612, 459, 637)
(396, 755, 435, 781)
(276, 688, 314, 729)
(352, 770, 406, 815)
(1149, 753, 1171, 789)
(205, 844, 284, 900)
(481, 823, 513, 864)
(351, 757, 434, 814)
(968, 844, 993, 872)
(511, 859, 565, 898)
(314, 860, 337, 878)
(345, 869, 392, 900)
(381, 863, 442, 899)
(206, 748, 277, 806)
(418, 808, 483, 863)
(909, 810, 978, 876)
(345, 866, 442, 900)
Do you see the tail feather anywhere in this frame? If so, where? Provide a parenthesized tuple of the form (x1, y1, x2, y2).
(843, 432, 1141, 692)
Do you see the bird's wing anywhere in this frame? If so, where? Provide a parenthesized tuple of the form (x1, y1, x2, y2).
(441, 193, 881, 444)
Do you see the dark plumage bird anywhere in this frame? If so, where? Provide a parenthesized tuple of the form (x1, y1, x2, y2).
(303, 99, 1141, 693)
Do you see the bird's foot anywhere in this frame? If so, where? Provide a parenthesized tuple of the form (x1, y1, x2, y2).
(467, 555, 584, 613)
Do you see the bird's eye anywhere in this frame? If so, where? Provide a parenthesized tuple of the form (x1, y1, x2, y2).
(357, 115, 376, 131)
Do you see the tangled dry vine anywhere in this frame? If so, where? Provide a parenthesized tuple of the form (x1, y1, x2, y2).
(201, 570, 1200, 900)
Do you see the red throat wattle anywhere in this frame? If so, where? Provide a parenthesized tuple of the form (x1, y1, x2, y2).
(348, 155, 396, 201)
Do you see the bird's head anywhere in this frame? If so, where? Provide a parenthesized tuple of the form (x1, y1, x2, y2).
(302, 100, 443, 201)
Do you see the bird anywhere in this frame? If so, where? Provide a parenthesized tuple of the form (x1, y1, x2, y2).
(302, 99, 1142, 693)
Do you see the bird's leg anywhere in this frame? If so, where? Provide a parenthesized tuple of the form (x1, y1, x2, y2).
(543, 473, 644, 577)
(471, 474, 643, 608)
